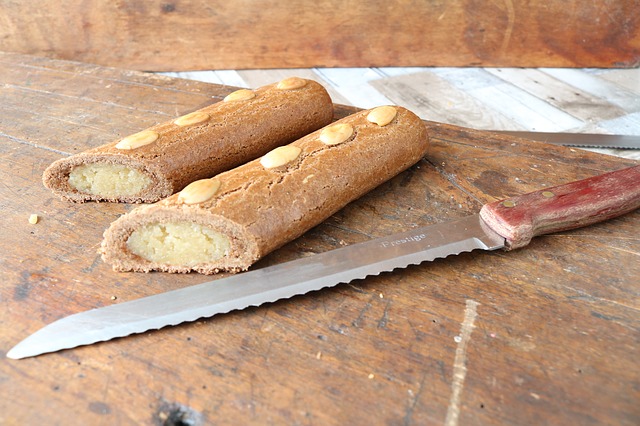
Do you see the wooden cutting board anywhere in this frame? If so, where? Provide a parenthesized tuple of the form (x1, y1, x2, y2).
(0, 52, 638, 425)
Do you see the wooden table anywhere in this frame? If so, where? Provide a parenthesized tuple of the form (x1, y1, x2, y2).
(1, 52, 638, 425)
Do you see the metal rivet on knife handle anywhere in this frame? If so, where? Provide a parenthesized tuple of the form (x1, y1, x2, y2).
(542, 191, 555, 198)
(502, 200, 516, 208)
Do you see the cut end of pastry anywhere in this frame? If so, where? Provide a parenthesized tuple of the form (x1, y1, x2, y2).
(101, 206, 259, 274)
(68, 163, 152, 198)
(126, 222, 231, 267)
(43, 156, 172, 203)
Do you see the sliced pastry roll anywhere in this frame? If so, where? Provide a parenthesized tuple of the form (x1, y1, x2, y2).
(101, 106, 429, 274)
(43, 77, 333, 203)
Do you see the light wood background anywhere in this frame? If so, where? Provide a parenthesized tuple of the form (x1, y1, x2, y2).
(162, 66, 640, 160)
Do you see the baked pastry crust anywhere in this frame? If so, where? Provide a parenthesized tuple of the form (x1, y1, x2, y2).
(42, 78, 333, 203)
(101, 106, 430, 274)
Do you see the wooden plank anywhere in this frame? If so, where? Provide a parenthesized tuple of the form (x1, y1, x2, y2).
(485, 68, 629, 122)
(598, 69, 640, 93)
(0, 52, 639, 425)
(236, 69, 355, 106)
(368, 71, 524, 130)
(538, 69, 640, 113)
(370, 70, 589, 131)
(0, 0, 638, 71)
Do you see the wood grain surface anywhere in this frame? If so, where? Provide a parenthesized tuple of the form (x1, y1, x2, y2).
(164, 66, 640, 160)
(0, 52, 639, 425)
(1, 0, 638, 71)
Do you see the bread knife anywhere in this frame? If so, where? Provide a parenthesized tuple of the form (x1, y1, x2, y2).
(490, 131, 640, 149)
(7, 165, 640, 359)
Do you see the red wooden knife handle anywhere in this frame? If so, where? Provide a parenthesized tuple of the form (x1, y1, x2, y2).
(479, 165, 640, 249)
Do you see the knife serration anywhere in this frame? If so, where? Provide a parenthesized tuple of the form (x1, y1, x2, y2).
(7, 215, 504, 359)
(491, 131, 640, 149)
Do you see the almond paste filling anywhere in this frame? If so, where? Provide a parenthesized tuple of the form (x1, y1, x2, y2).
(127, 222, 231, 266)
(69, 163, 152, 197)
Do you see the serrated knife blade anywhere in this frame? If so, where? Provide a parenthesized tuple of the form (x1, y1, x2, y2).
(7, 165, 640, 359)
(491, 131, 640, 149)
